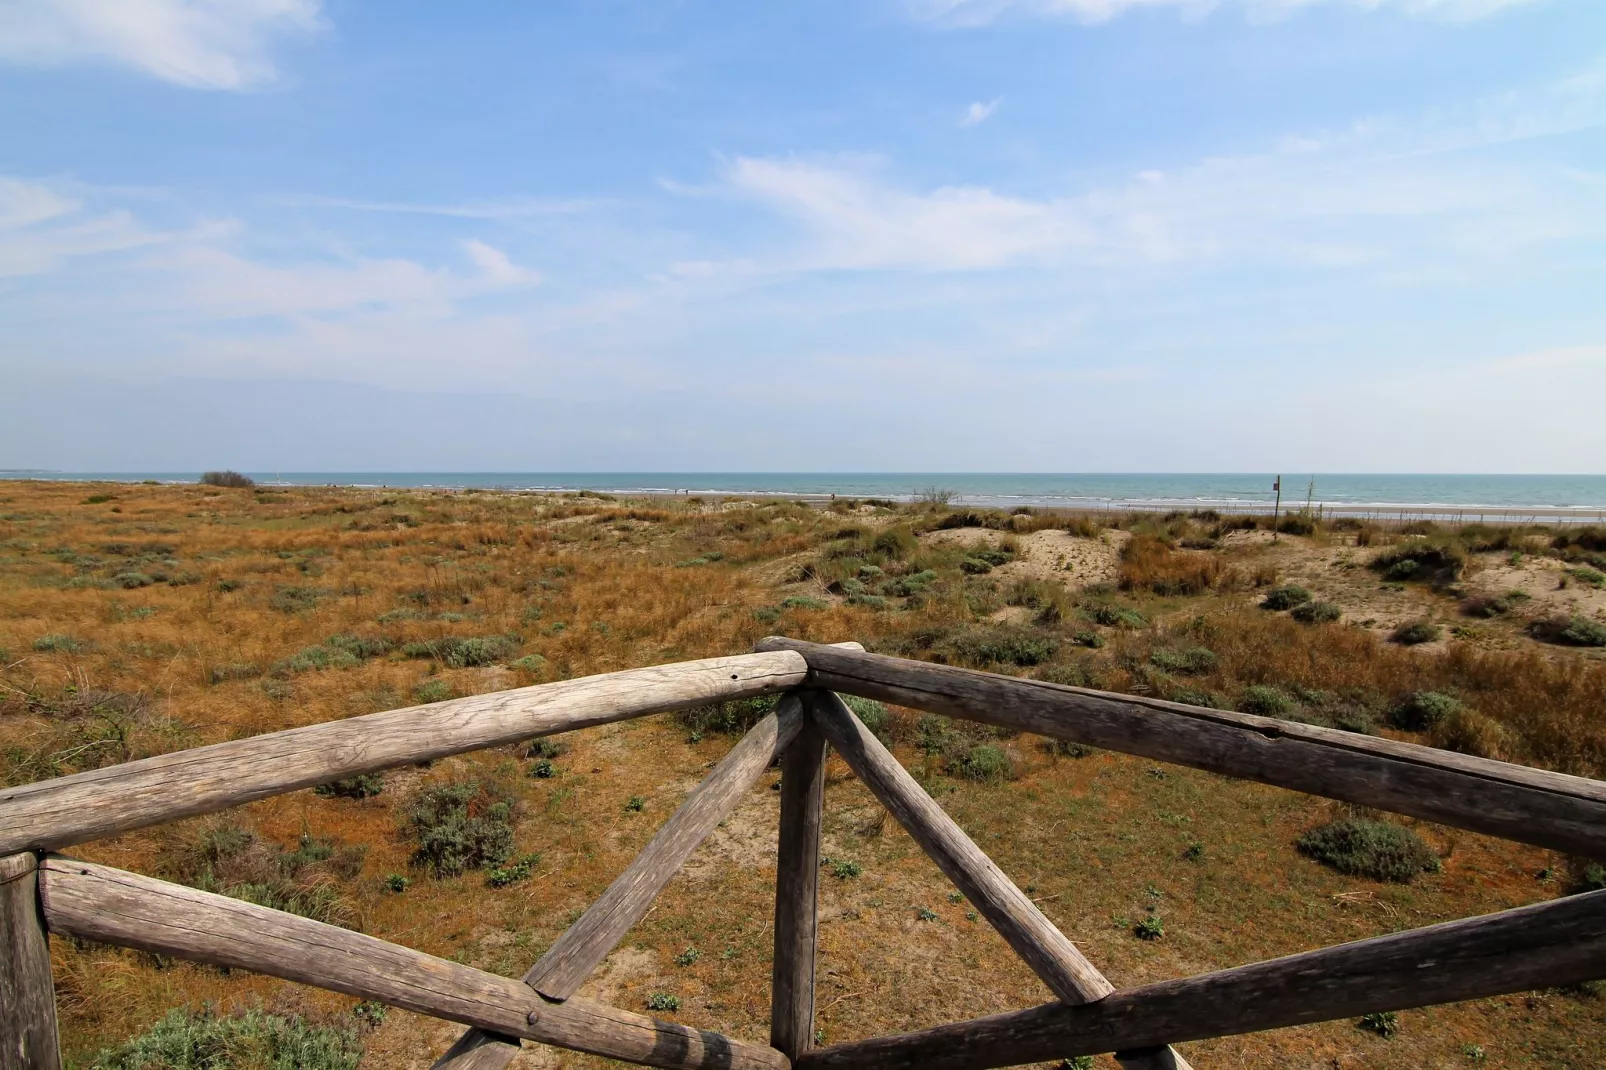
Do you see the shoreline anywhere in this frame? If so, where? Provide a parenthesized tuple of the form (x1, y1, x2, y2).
(6, 475, 1604, 525)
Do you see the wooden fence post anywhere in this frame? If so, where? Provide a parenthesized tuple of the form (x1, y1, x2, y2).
(1, 852, 59, 1070)
(771, 702, 828, 1059)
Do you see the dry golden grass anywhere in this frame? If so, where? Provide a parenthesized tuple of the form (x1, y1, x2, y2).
(1, 481, 1602, 1069)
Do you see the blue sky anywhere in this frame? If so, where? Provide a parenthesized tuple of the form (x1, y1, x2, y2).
(1, 0, 1603, 472)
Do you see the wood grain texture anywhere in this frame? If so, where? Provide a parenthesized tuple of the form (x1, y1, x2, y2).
(38, 857, 789, 1070)
(810, 692, 1111, 1004)
(0, 853, 59, 1070)
(797, 888, 1606, 1070)
(434, 697, 805, 1069)
(770, 701, 828, 1059)
(0, 651, 807, 855)
(757, 638, 1606, 859)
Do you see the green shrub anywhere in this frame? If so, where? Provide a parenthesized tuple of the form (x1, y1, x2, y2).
(413, 679, 454, 704)
(871, 526, 918, 559)
(113, 572, 156, 589)
(1297, 819, 1439, 883)
(1149, 647, 1217, 675)
(677, 694, 778, 736)
(938, 625, 1058, 667)
(1567, 567, 1606, 589)
(401, 634, 518, 667)
(780, 595, 828, 610)
(486, 852, 542, 888)
(956, 743, 1014, 782)
(1260, 585, 1312, 611)
(1529, 614, 1606, 648)
(1133, 915, 1164, 940)
(831, 858, 863, 879)
(90, 1006, 360, 1069)
(882, 569, 939, 596)
(645, 992, 681, 1012)
(1291, 600, 1342, 624)
(1391, 619, 1441, 646)
(1391, 691, 1462, 731)
(510, 653, 547, 674)
(1359, 1011, 1400, 1039)
(314, 773, 385, 800)
(200, 470, 256, 488)
(32, 633, 88, 653)
(1166, 686, 1223, 709)
(384, 873, 409, 893)
(1370, 541, 1466, 584)
(168, 823, 363, 928)
(1239, 685, 1292, 717)
(1085, 603, 1146, 629)
(404, 780, 518, 877)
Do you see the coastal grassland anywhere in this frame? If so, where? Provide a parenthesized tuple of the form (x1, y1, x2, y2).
(1, 481, 1603, 1068)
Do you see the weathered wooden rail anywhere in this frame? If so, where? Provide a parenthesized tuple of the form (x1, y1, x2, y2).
(2, 637, 1603, 1070)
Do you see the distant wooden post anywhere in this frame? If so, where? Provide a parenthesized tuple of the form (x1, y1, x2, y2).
(1, 852, 60, 1070)
(771, 702, 828, 1059)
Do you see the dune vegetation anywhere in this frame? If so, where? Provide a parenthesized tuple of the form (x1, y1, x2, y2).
(1, 479, 1603, 1068)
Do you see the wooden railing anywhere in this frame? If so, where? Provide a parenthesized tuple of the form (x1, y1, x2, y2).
(3, 637, 1604, 1070)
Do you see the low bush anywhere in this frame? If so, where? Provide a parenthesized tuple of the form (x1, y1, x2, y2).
(1460, 592, 1527, 618)
(199, 470, 256, 488)
(1260, 585, 1311, 611)
(955, 743, 1015, 782)
(937, 625, 1058, 667)
(1370, 540, 1467, 585)
(32, 633, 88, 653)
(871, 525, 918, 559)
(401, 634, 519, 667)
(269, 584, 327, 613)
(1391, 619, 1441, 646)
(1391, 690, 1462, 731)
(1432, 707, 1510, 760)
(1239, 685, 1292, 717)
(1149, 647, 1218, 676)
(1529, 615, 1606, 648)
(1296, 818, 1439, 883)
(90, 1006, 360, 1069)
(1085, 603, 1146, 629)
(167, 821, 364, 927)
(1291, 600, 1342, 624)
(404, 780, 519, 877)
(843, 694, 892, 740)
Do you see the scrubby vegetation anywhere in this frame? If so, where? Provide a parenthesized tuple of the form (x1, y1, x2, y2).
(4, 480, 1604, 1066)
(1296, 818, 1440, 883)
(90, 1006, 360, 1069)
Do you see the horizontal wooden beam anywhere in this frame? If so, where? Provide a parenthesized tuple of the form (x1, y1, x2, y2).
(38, 857, 789, 1070)
(0, 651, 807, 855)
(797, 887, 1606, 1070)
(435, 696, 806, 1069)
(756, 638, 1606, 859)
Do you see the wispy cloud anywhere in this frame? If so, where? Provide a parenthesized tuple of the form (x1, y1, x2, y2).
(915, 0, 1544, 26)
(0, 176, 168, 276)
(0, 0, 324, 90)
(275, 194, 593, 220)
(959, 97, 1002, 127)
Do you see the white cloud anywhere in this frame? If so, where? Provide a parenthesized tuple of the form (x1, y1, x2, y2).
(0, 176, 168, 276)
(916, 0, 1543, 25)
(959, 98, 1001, 127)
(462, 240, 543, 288)
(722, 155, 1087, 270)
(0, 0, 323, 89)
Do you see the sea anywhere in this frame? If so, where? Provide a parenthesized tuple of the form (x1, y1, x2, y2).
(8, 472, 1606, 523)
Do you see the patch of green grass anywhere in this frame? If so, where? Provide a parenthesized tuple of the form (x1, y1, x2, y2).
(1297, 819, 1440, 883)
(413, 679, 454, 704)
(645, 993, 681, 1013)
(956, 743, 1014, 782)
(938, 625, 1058, 667)
(1149, 647, 1218, 675)
(486, 851, 542, 888)
(32, 633, 88, 653)
(677, 694, 778, 736)
(1529, 614, 1606, 648)
(89, 1006, 361, 1070)
(1133, 914, 1165, 940)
